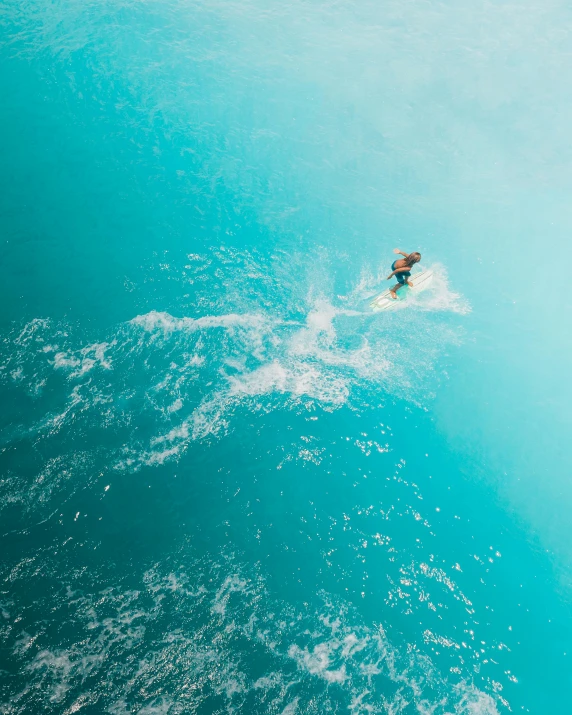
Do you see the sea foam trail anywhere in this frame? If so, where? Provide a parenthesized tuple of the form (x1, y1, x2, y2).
(131, 310, 269, 334)
(122, 285, 466, 467)
(0, 275, 465, 471)
(122, 299, 395, 467)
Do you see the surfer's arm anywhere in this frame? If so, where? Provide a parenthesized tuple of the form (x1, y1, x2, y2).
(386, 267, 410, 280)
(393, 248, 408, 257)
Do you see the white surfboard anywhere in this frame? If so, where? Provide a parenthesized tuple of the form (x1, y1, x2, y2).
(370, 269, 434, 311)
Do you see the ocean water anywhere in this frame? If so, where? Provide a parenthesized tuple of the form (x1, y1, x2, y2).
(1, 0, 572, 712)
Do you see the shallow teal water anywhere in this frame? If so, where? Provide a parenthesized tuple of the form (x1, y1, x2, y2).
(2, 1, 572, 713)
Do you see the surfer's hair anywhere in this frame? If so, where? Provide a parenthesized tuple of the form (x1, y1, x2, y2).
(406, 252, 421, 266)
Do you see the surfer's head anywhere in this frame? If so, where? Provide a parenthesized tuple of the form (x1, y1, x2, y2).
(406, 252, 421, 266)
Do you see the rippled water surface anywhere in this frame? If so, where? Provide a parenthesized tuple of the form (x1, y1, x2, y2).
(2, 1, 572, 713)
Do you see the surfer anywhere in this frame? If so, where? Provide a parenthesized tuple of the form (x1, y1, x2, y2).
(386, 249, 421, 299)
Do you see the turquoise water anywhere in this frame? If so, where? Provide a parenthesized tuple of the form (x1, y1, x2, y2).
(2, 1, 572, 712)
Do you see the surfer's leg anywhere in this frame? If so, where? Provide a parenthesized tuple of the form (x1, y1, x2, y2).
(389, 282, 403, 299)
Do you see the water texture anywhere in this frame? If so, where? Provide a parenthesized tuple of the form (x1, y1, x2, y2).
(1, 0, 572, 713)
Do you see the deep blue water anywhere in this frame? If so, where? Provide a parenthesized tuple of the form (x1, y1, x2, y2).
(1, 1, 572, 713)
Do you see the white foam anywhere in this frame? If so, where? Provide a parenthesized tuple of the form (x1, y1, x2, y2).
(137, 698, 175, 714)
(27, 649, 73, 703)
(288, 643, 348, 683)
(228, 360, 349, 404)
(167, 398, 183, 413)
(453, 684, 500, 714)
(212, 574, 249, 617)
(280, 698, 300, 715)
(130, 310, 268, 335)
(4, 545, 504, 714)
(53, 342, 113, 378)
(408, 263, 471, 315)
